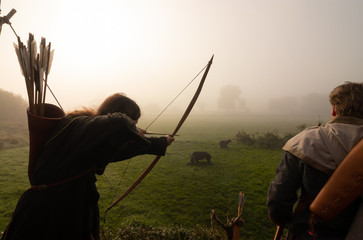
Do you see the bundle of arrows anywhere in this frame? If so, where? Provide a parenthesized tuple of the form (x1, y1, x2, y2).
(13, 33, 54, 116)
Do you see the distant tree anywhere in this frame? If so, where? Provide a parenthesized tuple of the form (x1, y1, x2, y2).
(0, 89, 28, 122)
(217, 85, 246, 111)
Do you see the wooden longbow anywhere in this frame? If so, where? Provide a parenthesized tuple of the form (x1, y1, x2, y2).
(105, 55, 214, 212)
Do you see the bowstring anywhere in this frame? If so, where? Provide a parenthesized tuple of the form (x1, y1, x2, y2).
(103, 158, 132, 223)
(46, 84, 64, 111)
(105, 62, 210, 213)
(144, 63, 208, 131)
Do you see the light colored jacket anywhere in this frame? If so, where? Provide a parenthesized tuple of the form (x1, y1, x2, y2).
(283, 116, 363, 175)
(283, 116, 363, 239)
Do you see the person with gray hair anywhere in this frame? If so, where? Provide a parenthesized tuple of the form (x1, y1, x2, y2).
(267, 82, 363, 239)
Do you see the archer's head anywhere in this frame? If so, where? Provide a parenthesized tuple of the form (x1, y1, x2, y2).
(97, 93, 141, 121)
(329, 82, 363, 119)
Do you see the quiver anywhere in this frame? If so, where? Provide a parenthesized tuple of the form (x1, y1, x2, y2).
(310, 138, 363, 220)
(27, 103, 65, 181)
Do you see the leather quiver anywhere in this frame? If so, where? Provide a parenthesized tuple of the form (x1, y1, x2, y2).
(309, 138, 363, 220)
(27, 103, 65, 181)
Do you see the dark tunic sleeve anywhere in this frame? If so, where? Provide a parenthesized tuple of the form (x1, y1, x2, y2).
(31, 112, 167, 185)
(110, 136, 168, 163)
(267, 151, 303, 225)
(267, 152, 359, 239)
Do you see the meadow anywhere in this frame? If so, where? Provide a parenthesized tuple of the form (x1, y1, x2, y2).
(0, 113, 323, 239)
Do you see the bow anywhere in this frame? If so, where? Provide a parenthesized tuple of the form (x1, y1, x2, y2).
(105, 55, 214, 212)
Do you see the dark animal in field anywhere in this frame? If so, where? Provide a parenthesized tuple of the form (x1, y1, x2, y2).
(219, 139, 232, 148)
(190, 151, 211, 163)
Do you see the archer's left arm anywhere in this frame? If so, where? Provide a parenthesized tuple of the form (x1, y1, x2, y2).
(267, 151, 304, 225)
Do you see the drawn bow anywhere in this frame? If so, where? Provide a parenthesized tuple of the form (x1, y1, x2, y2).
(105, 55, 214, 212)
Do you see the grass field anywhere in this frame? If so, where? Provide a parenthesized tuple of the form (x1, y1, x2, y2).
(0, 113, 323, 239)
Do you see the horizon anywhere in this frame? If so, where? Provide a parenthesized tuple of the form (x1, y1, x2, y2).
(1, 0, 362, 116)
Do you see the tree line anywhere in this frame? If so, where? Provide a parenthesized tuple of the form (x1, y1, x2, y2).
(0, 88, 28, 123)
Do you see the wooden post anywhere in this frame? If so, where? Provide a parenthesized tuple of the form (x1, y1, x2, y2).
(232, 192, 245, 239)
(232, 225, 241, 240)
(274, 225, 284, 240)
(211, 192, 245, 240)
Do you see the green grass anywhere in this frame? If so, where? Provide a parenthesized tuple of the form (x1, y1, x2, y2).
(0, 147, 29, 229)
(0, 114, 321, 239)
(96, 140, 281, 239)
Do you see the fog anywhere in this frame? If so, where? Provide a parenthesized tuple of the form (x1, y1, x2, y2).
(1, 0, 362, 120)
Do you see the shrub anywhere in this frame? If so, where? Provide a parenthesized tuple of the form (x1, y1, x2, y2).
(281, 133, 295, 145)
(257, 131, 283, 149)
(100, 223, 226, 240)
(296, 124, 308, 133)
(234, 123, 312, 149)
(234, 130, 255, 146)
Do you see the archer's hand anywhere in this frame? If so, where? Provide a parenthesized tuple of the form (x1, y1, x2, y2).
(137, 127, 147, 137)
(166, 135, 175, 146)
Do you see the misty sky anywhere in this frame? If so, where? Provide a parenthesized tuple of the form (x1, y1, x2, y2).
(0, 0, 362, 116)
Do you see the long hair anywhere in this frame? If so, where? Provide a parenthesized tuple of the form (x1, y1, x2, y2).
(329, 82, 363, 118)
(66, 93, 141, 120)
(67, 107, 97, 117)
(97, 93, 141, 121)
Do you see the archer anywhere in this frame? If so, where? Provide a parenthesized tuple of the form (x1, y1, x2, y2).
(2, 93, 174, 240)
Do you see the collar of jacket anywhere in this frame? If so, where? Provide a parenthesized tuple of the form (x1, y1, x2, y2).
(283, 116, 363, 175)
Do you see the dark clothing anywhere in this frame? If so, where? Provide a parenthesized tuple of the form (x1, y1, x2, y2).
(268, 116, 363, 240)
(268, 152, 358, 240)
(3, 113, 168, 240)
